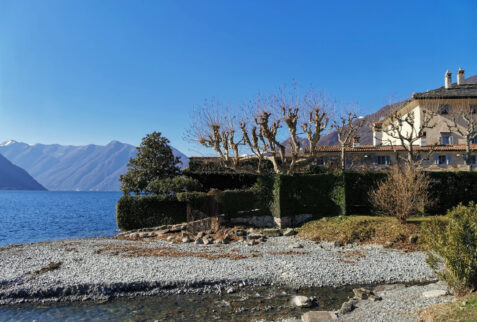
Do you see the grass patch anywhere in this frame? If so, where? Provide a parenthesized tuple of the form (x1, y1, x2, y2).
(418, 293, 477, 322)
(297, 215, 448, 250)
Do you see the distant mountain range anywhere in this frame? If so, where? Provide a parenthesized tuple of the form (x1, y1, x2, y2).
(0, 140, 188, 191)
(0, 153, 45, 190)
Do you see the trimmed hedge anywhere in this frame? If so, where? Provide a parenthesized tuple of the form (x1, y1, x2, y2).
(216, 189, 268, 218)
(344, 172, 386, 214)
(428, 172, 477, 214)
(116, 195, 186, 230)
(272, 174, 345, 219)
(184, 172, 258, 191)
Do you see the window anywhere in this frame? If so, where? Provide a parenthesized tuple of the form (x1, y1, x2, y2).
(472, 136, 477, 144)
(440, 133, 453, 145)
(374, 155, 391, 165)
(471, 105, 477, 114)
(470, 155, 477, 165)
(315, 156, 328, 166)
(438, 104, 450, 115)
(435, 155, 450, 165)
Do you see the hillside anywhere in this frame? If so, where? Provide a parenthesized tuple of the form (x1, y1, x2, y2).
(0, 141, 188, 191)
(0, 153, 46, 190)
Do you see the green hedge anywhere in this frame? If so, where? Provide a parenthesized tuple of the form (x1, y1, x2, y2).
(116, 195, 186, 230)
(216, 189, 267, 218)
(184, 172, 258, 191)
(344, 172, 386, 214)
(272, 174, 345, 219)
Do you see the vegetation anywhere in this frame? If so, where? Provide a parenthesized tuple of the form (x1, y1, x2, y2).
(369, 164, 432, 222)
(418, 292, 477, 322)
(120, 132, 181, 195)
(116, 195, 186, 230)
(146, 176, 202, 195)
(298, 215, 447, 249)
(424, 203, 477, 295)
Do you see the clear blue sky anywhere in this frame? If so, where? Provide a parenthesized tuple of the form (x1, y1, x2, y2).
(1, 0, 476, 156)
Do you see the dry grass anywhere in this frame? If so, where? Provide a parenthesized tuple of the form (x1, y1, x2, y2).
(28, 261, 62, 277)
(418, 293, 477, 322)
(93, 244, 262, 260)
(297, 215, 448, 251)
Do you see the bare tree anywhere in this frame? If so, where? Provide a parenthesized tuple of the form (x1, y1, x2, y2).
(331, 109, 365, 171)
(187, 86, 331, 175)
(446, 99, 477, 170)
(381, 100, 439, 163)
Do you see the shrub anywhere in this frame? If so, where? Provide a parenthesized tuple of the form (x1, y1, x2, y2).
(146, 176, 202, 195)
(216, 189, 265, 218)
(369, 164, 431, 222)
(116, 195, 186, 230)
(251, 176, 275, 210)
(424, 202, 477, 294)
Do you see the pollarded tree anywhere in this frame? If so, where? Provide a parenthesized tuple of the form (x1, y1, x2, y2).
(187, 85, 331, 174)
(120, 131, 181, 195)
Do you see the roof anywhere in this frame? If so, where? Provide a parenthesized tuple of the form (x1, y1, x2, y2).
(412, 83, 477, 100)
(314, 144, 477, 152)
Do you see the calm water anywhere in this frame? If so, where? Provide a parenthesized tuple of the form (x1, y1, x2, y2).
(0, 191, 122, 247)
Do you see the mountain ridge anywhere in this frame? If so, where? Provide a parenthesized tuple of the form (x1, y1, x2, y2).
(0, 140, 188, 191)
(0, 154, 46, 190)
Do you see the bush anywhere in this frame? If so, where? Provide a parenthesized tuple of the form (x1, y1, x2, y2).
(146, 176, 202, 195)
(369, 164, 431, 222)
(272, 174, 345, 218)
(216, 189, 265, 218)
(344, 172, 386, 214)
(424, 202, 477, 295)
(116, 195, 186, 230)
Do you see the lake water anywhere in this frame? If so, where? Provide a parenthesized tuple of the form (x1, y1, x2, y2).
(0, 191, 122, 247)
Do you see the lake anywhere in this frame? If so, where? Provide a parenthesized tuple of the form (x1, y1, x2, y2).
(0, 191, 122, 247)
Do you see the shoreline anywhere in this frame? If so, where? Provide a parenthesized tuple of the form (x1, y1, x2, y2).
(0, 236, 439, 305)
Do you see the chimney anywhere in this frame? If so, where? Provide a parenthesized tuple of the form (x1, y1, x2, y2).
(373, 122, 383, 146)
(445, 70, 452, 89)
(457, 67, 465, 85)
(352, 136, 360, 148)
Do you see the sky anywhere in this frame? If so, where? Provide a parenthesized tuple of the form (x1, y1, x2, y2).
(0, 0, 476, 156)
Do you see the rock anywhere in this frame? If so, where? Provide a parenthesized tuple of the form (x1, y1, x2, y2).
(301, 311, 337, 321)
(194, 238, 204, 245)
(409, 235, 419, 244)
(248, 233, 264, 240)
(166, 236, 176, 242)
(182, 236, 191, 243)
(197, 231, 205, 238)
(129, 233, 140, 238)
(147, 232, 157, 237)
(226, 287, 235, 294)
(235, 229, 246, 236)
(262, 228, 282, 237)
(213, 238, 223, 244)
(292, 295, 314, 308)
(369, 294, 382, 301)
(283, 228, 296, 236)
(247, 240, 258, 246)
(339, 299, 357, 315)
(138, 232, 148, 238)
(290, 243, 304, 249)
(353, 287, 373, 299)
(384, 241, 394, 248)
(422, 290, 447, 298)
(202, 237, 211, 245)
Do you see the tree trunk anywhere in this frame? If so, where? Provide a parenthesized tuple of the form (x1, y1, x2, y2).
(466, 138, 472, 171)
(341, 144, 346, 171)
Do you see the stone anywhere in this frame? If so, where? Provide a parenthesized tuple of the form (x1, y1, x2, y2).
(196, 231, 205, 238)
(353, 288, 373, 299)
(422, 290, 447, 298)
(369, 294, 382, 301)
(182, 236, 191, 243)
(290, 243, 304, 249)
(384, 241, 394, 248)
(202, 237, 211, 245)
(166, 236, 176, 242)
(247, 240, 258, 246)
(338, 299, 357, 315)
(292, 295, 314, 308)
(301, 311, 337, 321)
(409, 235, 419, 244)
(226, 287, 235, 294)
(213, 238, 223, 244)
(262, 228, 282, 237)
(283, 228, 296, 236)
(138, 232, 148, 238)
(194, 238, 204, 245)
(248, 233, 264, 240)
(235, 229, 246, 236)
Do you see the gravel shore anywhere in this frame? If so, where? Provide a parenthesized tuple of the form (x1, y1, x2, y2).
(0, 236, 438, 305)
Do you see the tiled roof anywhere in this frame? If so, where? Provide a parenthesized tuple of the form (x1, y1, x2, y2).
(412, 83, 477, 99)
(314, 144, 477, 152)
